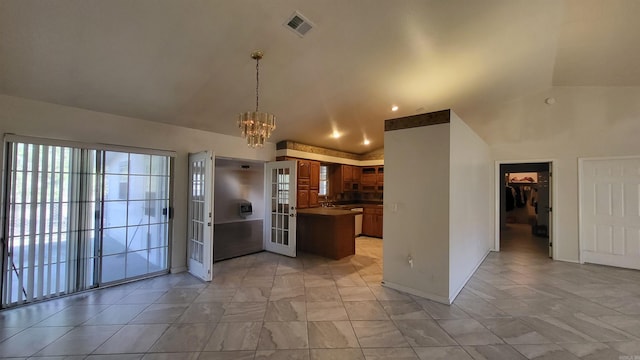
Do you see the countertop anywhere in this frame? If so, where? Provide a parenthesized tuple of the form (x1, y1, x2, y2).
(297, 207, 363, 216)
(330, 203, 383, 209)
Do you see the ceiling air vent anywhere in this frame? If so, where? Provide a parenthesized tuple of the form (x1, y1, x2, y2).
(284, 11, 314, 37)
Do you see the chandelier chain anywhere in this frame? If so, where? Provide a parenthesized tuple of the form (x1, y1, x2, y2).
(255, 57, 260, 112)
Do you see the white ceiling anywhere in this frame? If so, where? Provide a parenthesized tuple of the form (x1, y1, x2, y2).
(1, 0, 639, 154)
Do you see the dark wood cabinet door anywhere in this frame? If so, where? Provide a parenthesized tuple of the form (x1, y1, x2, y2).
(310, 161, 320, 189)
(375, 214, 384, 237)
(298, 160, 310, 179)
(297, 189, 309, 209)
(309, 189, 319, 208)
(362, 212, 375, 236)
(352, 167, 361, 182)
(342, 165, 353, 182)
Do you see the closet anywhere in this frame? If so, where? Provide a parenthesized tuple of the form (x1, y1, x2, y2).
(504, 172, 548, 236)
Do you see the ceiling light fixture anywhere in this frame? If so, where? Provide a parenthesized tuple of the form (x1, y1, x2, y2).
(331, 130, 341, 139)
(238, 50, 276, 148)
(391, 105, 399, 112)
(363, 139, 371, 145)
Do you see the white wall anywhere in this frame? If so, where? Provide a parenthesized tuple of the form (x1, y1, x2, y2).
(465, 86, 640, 262)
(383, 123, 451, 303)
(214, 162, 265, 224)
(448, 113, 493, 302)
(0, 94, 276, 272)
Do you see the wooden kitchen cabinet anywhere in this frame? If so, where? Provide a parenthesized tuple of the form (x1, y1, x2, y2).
(361, 167, 377, 185)
(297, 189, 309, 209)
(330, 164, 359, 194)
(362, 211, 375, 236)
(309, 189, 319, 207)
(298, 160, 310, 179)
(310, 161, 320, 190)
(360, 166, 383, 193)
(297, 159, 320, 209)
(352, 166, 361, 183)
(343, 165, 353, 182)
(362, 206, 383, 237)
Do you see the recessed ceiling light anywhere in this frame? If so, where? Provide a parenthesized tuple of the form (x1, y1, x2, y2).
(391, 105, 399, 112)
(363, 139, 371, 145)
(331, 130, 341, 138)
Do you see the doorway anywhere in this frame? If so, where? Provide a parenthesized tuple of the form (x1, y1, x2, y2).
(496, 161, 554, 258)
(212, 158, 266, 262)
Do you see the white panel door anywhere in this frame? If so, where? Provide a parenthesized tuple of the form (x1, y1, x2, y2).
(580, 157, 640, 270)
(187, 151, 214, 281)
(265, 161, 297, 257)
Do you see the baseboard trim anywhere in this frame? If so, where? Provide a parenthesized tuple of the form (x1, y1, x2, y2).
(382, 280, 450, 305)
(554, 257, 580, 264)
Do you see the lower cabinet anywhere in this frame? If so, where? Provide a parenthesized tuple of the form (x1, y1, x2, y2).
(362, 206, 383, 237)
(309, 189, 319, 208)
(297, 189, 309, 209)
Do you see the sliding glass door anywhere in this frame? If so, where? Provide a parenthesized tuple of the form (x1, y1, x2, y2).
(1, 138, 172, 308)
(101, 152, 170, 283)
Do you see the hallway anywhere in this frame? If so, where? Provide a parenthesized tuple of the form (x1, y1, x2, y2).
(500, 223, 549, 257)
(0, 237, 639, 359)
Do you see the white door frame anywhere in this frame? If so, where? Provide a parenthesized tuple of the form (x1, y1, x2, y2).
(494, 159, 558, 260)
(578, 155, 640, 266)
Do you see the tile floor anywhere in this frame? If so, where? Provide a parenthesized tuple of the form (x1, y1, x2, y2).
(1, 228, 640, 359)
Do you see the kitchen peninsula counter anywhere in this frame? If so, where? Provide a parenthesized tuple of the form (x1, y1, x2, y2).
(296, 207, 362, 259)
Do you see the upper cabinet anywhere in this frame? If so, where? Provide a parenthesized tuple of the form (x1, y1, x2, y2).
(310, 161, 320, 190)
(279, 157, 382, 202)
(331, 164, 360, 195)
(298, 160, 311, 179)
(296, 159, 320, 209)
(360, 166, 384, 192)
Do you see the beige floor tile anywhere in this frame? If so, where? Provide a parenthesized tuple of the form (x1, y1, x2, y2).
(344, 301, 388, 320)
(0, 326, 72, 357)
(36, 325, 122, 356)
(264, 301, 306, 321)
(257, 321, 309, 350)
(351, 320, 408, 348)
(94, 324, 168, 354)
(255, 349, 310, 360)
(204, 321, 262, 351)
(308, 321, 359, 348)
(306, 301, 349, 321)
(309, 348, 364, 360)
(149, 323, 216, 352)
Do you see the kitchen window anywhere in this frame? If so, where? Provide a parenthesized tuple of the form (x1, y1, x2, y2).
(319, 165, 329, 196)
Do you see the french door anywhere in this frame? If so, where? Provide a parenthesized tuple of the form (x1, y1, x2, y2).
(265, 161, 297, 257)
(1, 137, 172, 307)
(187, 151, 213, 281)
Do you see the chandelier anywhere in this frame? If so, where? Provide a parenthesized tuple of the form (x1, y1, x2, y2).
(238, 50, 276, 148)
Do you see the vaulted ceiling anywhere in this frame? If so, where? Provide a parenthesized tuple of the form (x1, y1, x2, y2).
(1, 0, 639, 154)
